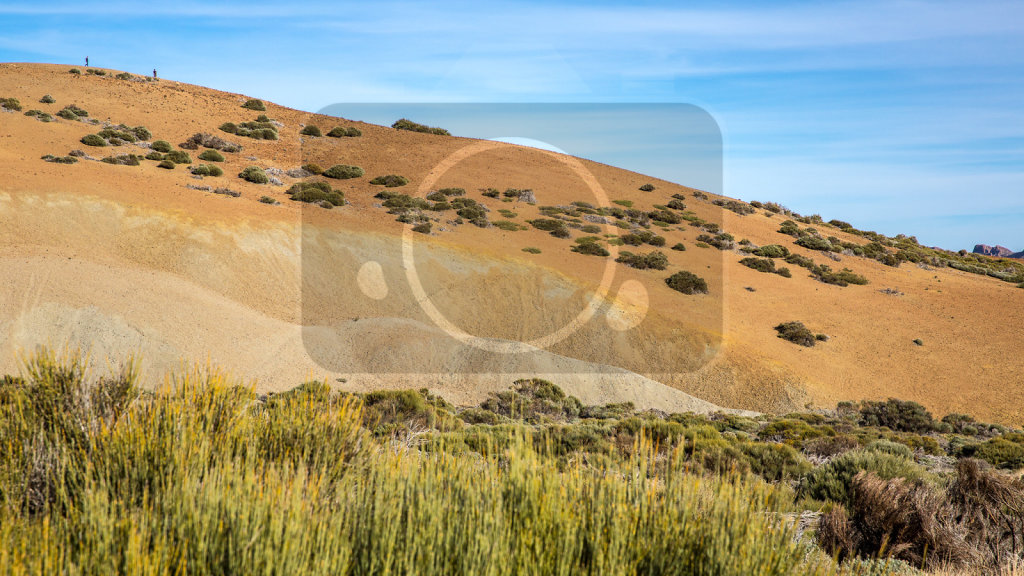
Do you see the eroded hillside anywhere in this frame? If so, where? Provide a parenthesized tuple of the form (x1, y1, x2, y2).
(1, 63, 1022, 423)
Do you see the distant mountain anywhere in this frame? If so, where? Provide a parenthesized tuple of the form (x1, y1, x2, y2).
(973, 244, 1024, 259)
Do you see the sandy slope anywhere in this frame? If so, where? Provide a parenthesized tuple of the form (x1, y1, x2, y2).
(0, 63, 1021, 423)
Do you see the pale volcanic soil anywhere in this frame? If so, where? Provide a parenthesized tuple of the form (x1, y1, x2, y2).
(1, 63, 1021, 423)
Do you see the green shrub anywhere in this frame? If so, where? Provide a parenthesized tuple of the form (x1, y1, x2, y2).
(865, 439, 914, 459)
(859, 399, 935, 433)
(670, 243, 686, 251)
(326, 126, 361, 137)
(571, 240, 610, 257)
(785, 253, 816, 269)
(438, 187, 465, 196)
(68, 68, 81, 74)
(528, 218, 570, 238)
(198, 149, 225, 162)
(191, 164, 224, 177)
(391, 118, 450, 135)
(665, 270, 708, 295)
(286, 181, 345, 206)
(1, 97, 22, 111)
(100, 154, 141, 166)
(241, 99, 266, 111)
(97, 129, 136, 143)
(369, 174, 409, 187)
(40, 154, 78, 164)
(86, 68, 106, 76)
(753, 244, 790, 258)
(613, 199, 633, 208)
(796, 236, 834, 251)
(616, 250, 668, 270)
(666, 199, 687, 211)
(301, 163, 323, 175)
(219, 122, 238, 134)
(143, 151, 163, 161)
(24, 109, 40, 117)
(639, 183, 655, 191)
(481, 188, 500, 198)
(697, 232, 735, 250)
(958, 434, 1024, 469)
(713, 199, 757, 216)
(412, 222, 432, 234)
(39, 94, 55, 104)
(480, 379, 582, 423)
(238, 166, 269, 184)
(759, 419, 831, 447)
(812, 266, 868, 287)
(648, 209, 681, 224)
(164, 150, 192, 164)
(774, 322, 816, 347)
(300, 125, 322, 137)
(802, 449, 927, 507)
(740, 442, 812, 483)
(739, 257, 777, 274)
(493, 220, 525, 231)
(522, 247, 541, 254)
(322, 164, 364, 180)
(80, 134, 107, 147)
(150, 140, 172, 153)
(157, 160, 175, 169)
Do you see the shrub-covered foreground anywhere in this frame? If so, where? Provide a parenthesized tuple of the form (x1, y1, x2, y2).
(1, 352, 1022, 575)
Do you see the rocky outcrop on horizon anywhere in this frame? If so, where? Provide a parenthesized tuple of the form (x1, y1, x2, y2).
(973, 244, 1024, 259)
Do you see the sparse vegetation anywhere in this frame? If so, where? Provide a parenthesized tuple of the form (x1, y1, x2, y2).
(164, 150, 192, 164)
(40, 154, 78, 164)
(391, 118, 450, 135)
(639, 183, 655, 191)
(774, 321, 817, 347)
(151, 140, 172, 153)
(301, 163, 323, 175)
(80, 134, 107, 147)
(327, 126, 361, 137)
(157, 160, 175, 169)
(528, 218, 571, 239)
(696, 232, 735, 250)
(191, 164, 224, 177)
(241, 98, 266, 111)
(180, 133, 242, 153)
(571, 237, 610, 257)
(369, 174, 409, 187)
(220, 120, 278, 140)
(522, 247, 541, 254)
(286, 181, 345, 206)
(198, 149, 224, 162)
(322, 164, 364, 180)
(39, 94, 55, 104)
(300, 125, 322, 137)
(665, 270, 708, 294)
(739, 257, 791, 278)
(238, 166, 269, 184)
(616, 250, 668, 270)
(100, 154, 141, 166)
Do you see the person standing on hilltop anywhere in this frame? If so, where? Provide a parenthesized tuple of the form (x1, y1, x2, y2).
(85, 56, 88, 67)
(153, 69, 157, 79)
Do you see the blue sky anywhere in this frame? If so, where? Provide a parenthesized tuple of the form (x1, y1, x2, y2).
(1, 1, 1023, 250)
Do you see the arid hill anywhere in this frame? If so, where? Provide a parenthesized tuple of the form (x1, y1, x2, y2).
(1, 63, 1022, 423)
